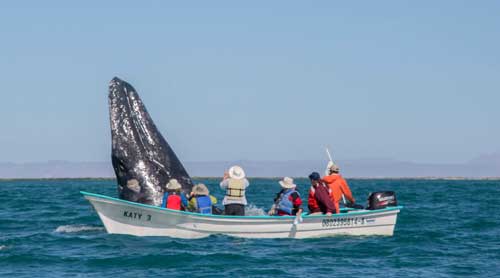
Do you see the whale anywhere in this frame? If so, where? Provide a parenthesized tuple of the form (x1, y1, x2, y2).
(108, 77, 193, 206)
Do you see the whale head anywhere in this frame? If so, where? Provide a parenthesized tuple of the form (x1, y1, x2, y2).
(108, 77, 193, 205)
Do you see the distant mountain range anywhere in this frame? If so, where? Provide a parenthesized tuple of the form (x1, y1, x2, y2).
(1, 154, 499, 179)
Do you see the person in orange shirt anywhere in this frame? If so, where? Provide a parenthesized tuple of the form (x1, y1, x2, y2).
(322, 162, 355, 214)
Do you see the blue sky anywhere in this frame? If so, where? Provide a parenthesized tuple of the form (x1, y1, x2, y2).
(0, 1, 498, 163)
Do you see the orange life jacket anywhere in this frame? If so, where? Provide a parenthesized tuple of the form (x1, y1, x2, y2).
(322, 174, 355, 213)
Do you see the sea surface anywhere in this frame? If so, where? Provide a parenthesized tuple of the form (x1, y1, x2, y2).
(0, 178, 499, 277)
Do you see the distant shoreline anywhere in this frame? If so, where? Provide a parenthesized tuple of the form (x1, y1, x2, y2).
(1, 177, 500, 181)
(2, 158, 499, 179)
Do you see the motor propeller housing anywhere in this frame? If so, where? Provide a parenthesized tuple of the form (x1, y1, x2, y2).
(367, 191, 397, 210)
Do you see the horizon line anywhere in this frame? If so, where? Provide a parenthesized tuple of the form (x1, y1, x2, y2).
(0, 157, 494, 165)
(1, 176, 500, 181)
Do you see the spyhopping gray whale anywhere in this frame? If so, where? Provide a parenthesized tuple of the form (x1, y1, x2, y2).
(108, 77, 193, 206)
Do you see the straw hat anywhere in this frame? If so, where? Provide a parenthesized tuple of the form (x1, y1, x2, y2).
(126, 179, 140, 193)
(192, 183, 209, 195)
(328, 163, 340, 173)
(228, 165, 246, 180)
(279, 177, 296, 189)
(166, 179, 182, 190)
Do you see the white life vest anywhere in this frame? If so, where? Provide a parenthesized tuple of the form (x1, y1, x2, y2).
(225, 178, 246, 202)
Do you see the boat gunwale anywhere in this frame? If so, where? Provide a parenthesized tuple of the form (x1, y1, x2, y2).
(81, 191, 403, 219)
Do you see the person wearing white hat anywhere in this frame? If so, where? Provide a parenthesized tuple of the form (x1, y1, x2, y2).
(161, 179, 188, 211)
(268, 177, 303, 216)
(220, 165, 250, 216)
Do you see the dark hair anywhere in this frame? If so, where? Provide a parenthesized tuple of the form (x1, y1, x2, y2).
(308, 172, 321, 181)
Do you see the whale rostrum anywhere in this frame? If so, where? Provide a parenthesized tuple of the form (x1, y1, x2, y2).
(108, 77, 193, 206)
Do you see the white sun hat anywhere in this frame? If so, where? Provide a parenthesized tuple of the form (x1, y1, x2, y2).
(166, 179, 182, 190)
(126, 179, 141, 193)
(228, 165, 246, 180)
(279, 177, 297, 189)
(192, 183, 210, 195)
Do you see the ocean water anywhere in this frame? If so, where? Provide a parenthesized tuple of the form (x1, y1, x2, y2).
(0, 178, 499, 277)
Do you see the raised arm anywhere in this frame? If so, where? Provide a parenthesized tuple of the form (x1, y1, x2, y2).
(220, 179, 229, 189)
(220, 172, 230, 189)
(340, 178, 355, 203)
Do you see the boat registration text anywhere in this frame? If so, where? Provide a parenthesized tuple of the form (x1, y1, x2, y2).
(123, 210, 152, 221)
(322, 217, 368, 227)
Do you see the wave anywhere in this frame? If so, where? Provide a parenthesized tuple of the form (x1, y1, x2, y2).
(55, 224, 104, 233)
(0, 245, 7, 251)
(245, 204, 266, 216)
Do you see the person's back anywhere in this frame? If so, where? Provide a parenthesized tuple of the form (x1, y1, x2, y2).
(220, 165, 249, 216)
(161, 179, 187, 211)
(322, 163, 355, 213)
(189, 195, 217, 214)
(163, 190, 182, 210)
(270, 177, 303, 216)
(307, 172, 335, 215)
(188, 183, 217, 214)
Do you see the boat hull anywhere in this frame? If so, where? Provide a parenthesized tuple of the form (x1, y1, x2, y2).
(82, 192, 401, 239)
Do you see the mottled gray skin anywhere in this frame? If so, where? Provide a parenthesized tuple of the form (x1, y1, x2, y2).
(108, 77, 193, 206)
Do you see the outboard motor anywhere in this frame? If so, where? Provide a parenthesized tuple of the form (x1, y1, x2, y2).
(367, 191, 397, 210)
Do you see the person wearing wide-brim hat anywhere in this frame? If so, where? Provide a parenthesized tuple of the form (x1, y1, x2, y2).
(119, 178, 142, 202)
(268, 177, 303, 216)
(126, 179, 140, 192)
(161, 179, 188, 211)
(220, 165, 250, 216)
(187, 183, 218, 214)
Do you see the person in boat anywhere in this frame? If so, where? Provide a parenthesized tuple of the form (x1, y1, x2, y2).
(124, 179, 141, 195)
(220, 165, 249, 216)
(307, 172, 335, 215)
(161, 179, 188, 211)
(268, 177, 303, 216)
(187, 183, 218, 214)
(322, 162, 356, 214)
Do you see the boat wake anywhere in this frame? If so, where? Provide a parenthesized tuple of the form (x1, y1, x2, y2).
(245, 204, 266, 216)
(55, 225, 104, 233)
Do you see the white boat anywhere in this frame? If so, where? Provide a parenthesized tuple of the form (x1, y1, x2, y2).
(81, 191, 402, 239)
